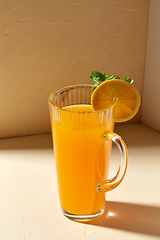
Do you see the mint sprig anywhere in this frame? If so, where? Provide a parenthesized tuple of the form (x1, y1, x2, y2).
(124, 76, 134, 84)
(90, 71, 134, 90)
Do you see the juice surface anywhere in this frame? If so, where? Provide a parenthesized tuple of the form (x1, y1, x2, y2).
(52, 104, 113, 215)
(63, 104, 94, 111)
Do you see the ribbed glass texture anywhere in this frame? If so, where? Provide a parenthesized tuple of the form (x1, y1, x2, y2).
(49, 84, 114, 220)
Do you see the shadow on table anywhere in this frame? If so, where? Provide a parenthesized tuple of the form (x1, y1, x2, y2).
(114, 123, 160, 147)
(0, 133, 53, 150)
(87, 201, 160, 237)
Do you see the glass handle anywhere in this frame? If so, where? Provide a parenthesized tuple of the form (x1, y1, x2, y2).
(97, 131, 128, 192)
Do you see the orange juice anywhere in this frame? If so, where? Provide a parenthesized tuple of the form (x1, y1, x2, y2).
(52, 104, 114, 215)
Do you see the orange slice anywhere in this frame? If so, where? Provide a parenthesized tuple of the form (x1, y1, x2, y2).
(91, 79, 141, 122)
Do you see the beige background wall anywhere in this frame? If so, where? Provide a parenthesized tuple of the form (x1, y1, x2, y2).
(141, 0, 160, 132)
(0, 0, 150, 138)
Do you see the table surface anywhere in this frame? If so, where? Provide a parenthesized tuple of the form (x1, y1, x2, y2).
(0, 123, 160, 240)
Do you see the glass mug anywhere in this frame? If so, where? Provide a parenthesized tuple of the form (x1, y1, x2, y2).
(48, 84, 128, 221)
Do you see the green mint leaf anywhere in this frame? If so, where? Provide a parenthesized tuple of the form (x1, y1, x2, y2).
(124, 77, 134, 84)
(105, 75, 111, 79)
(91, 71, 134, 91)
(105, 75, 120, 80)
(91, 71, 106, 82)
(90, 76, 100, 85)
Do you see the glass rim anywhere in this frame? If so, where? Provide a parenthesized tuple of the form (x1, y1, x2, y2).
(48, 84, 116, 113)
